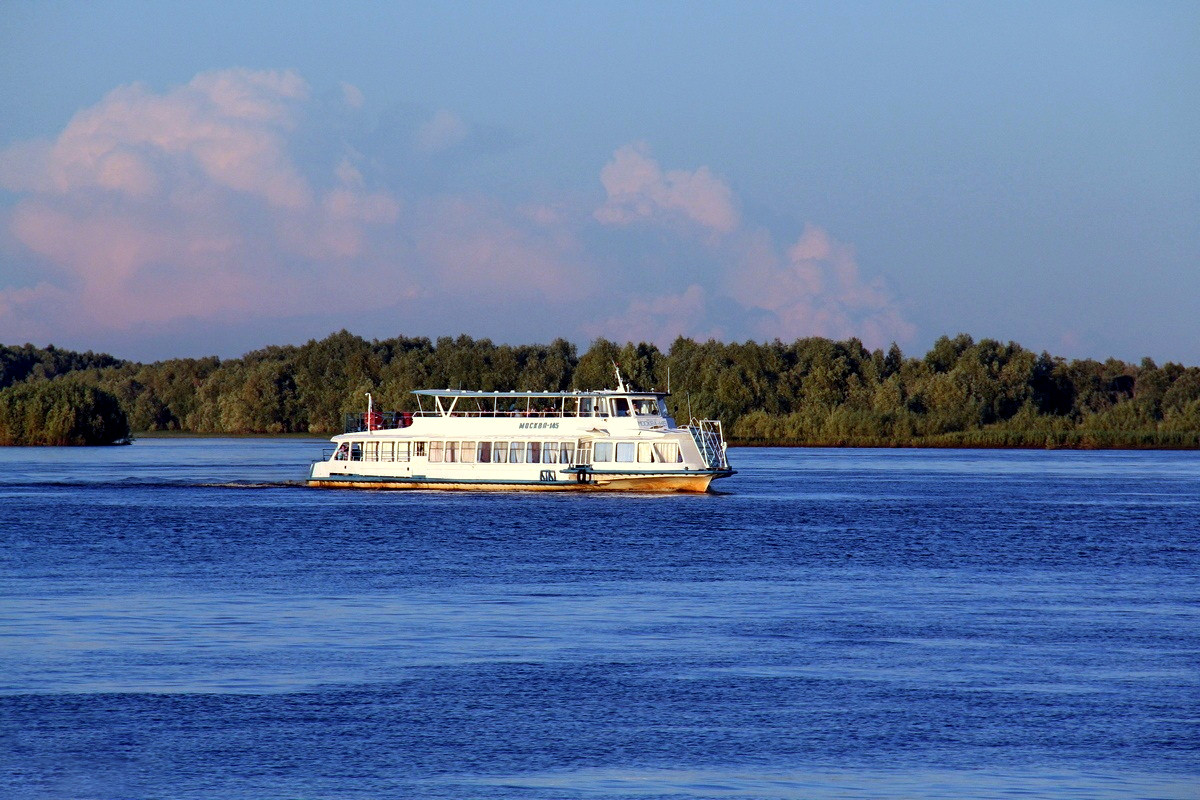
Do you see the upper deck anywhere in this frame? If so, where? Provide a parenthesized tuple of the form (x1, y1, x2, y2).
(347, 388, 675, 433)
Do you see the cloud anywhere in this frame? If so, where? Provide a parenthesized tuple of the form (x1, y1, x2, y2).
(594, 142, 739, 234)
(412, 195, 591, 304)
(415, 109, 469, 154)
(0, 69, 422, 343)
(728, 224, 916, 348)
(585, 284, 726, 345)
(43, 69, 313, 208)
(589, 147, 914, 350)
(0, 71, 913, 358)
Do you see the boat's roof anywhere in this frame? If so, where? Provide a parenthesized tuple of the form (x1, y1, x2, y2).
(413, 389, 666, 399)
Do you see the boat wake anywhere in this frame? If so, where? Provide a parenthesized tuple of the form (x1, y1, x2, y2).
(0, 478, 308, 490)
(197, 480, 308, 489)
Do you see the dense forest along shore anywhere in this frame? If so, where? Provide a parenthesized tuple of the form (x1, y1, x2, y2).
(2, 332, 1198, 448)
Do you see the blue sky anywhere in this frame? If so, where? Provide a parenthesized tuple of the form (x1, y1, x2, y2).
(1, 1, 1197, 363)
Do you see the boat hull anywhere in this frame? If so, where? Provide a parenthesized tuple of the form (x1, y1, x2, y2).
(306, 471, 720, 492)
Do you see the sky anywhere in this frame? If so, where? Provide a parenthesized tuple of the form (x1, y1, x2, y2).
(1, 1, 1197, 364)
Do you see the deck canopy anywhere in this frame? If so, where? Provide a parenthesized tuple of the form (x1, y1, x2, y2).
(408, 388, 670, 419)
(412, 389, 666, 399)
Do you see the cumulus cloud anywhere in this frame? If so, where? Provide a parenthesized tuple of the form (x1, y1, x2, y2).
(42, 69, 314, 208)
(727, 224, 916, 347)
(0, 69, 445, 344)
(594, 142, 739, 234)
(589, 146, 914, 350)
(0, 71, 912, 356)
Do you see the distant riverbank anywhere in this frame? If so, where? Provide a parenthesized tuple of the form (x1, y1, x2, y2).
(128, 429, 1200, 451)
(730, 431, 1200, 450)
(4, 332, 1199, 448)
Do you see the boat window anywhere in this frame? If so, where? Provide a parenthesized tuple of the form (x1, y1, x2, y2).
(612, 398, 630, 417)
(445, 441, 458, 463)
(381, 442, 393, 462)
(653, 442, 681, 463)
(477, 441, 491, 462)
(593, 398, 607, 417)
(429, 441, 444, 462)
(509, 441, 525, 463)
(396, 442, 411, 461)
(560, 442, 575, 464)
(350, 442, 362, 461)
(594, 441, 613, 462)
(542, 442, 557, 463)
(576, 441, 592, 464)
(365, 442, 379, 462)
(637, 442, 653, 462)
(527, 441, 541, 463)
(414, 441, 427, 457)
(493, 442, 508, 463)
(633, 398, 657, 415)
(334, 443, 349, 461)
(461, 441, 475, 463)
(615, 442, 635, 462)
(656, 399, 670, 417)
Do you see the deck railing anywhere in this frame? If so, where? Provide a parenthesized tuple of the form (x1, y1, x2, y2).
(345, 411, 416, 433)
(345, 408, 632, 432)
(687, 419, 729, 470)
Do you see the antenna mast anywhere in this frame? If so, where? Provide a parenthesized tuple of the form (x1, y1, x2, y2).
(612, 361, 627, 392)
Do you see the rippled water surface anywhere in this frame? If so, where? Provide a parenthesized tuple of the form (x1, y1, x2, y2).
(2, 440, 1198, 799)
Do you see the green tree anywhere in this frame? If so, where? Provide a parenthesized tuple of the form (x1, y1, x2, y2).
(0, 380, 130, 445)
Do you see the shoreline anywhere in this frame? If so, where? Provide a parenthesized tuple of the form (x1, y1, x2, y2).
(127, 430, 1200, 451)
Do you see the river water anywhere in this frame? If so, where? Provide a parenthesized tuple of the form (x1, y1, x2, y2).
(1, 440, 1197, 799)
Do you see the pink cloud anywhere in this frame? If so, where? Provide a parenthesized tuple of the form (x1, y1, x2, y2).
(40, 70, 313, 208)
(587, 140, 914, 349)
(588, 220, 914, 350)
(729, 224, 915, 348)
(586, 284, 725, 346)
(0, 282, 72, 343)
(412, 195, 590, 302)
(0, 69, 417, 343)
(594, 143, 739, 234)
(0, 72, 913, 358)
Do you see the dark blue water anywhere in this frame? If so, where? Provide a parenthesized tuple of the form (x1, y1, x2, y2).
(2, 440, 1198, 799)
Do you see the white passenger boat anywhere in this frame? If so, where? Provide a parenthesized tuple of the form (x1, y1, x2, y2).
(307, 372, 734, 492)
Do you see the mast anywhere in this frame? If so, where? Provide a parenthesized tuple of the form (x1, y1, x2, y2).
(613, 361, 627, 392)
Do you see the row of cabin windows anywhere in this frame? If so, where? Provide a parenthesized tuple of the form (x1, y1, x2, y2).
(337, 439, 682, 464)
(431, 440, 576, 464)
(593, 441, 681, 463)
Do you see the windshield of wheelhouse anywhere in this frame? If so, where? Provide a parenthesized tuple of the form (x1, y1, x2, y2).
(632, 397, 659, 416)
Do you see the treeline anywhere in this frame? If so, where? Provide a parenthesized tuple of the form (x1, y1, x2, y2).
(0, 343, 131, 445)
(0, 380, 130, 445)
(2, 332, 1199, 448)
